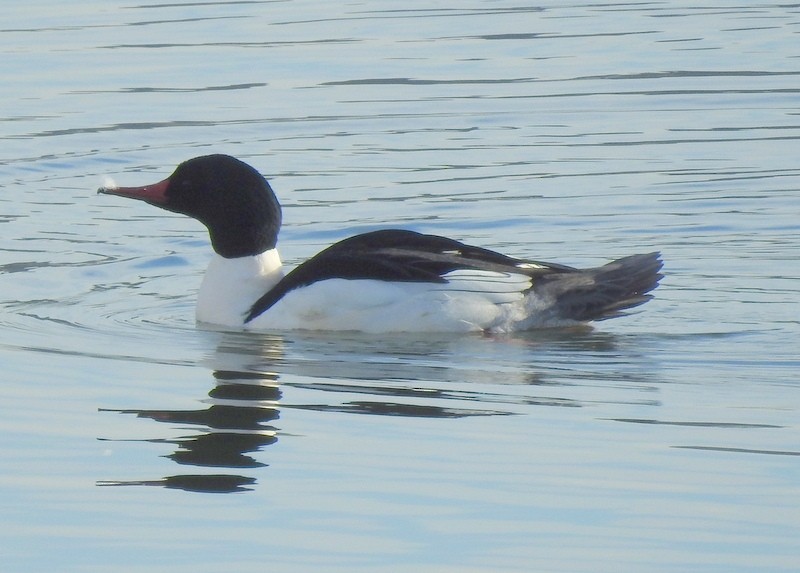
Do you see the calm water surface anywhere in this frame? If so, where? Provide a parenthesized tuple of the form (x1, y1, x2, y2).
(2, 2, 799, 572)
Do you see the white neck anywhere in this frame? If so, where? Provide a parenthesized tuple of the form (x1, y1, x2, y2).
(196, 249, 283, 327)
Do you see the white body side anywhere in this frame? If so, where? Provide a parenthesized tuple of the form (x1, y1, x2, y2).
(195, 251, 569, 333)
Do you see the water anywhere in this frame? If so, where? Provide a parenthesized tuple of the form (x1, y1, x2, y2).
(2, 1, 799, 571)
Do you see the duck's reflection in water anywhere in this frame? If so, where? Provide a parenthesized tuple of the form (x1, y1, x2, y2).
(98, 366, 281, 493)
(98, 329, 646, 493)
(96, 332, 509, 493)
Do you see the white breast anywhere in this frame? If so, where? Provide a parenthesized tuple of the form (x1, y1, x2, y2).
(196, 249, 283, 327)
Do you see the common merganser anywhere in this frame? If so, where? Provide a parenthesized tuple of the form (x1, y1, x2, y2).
(99, 154, 662, 333)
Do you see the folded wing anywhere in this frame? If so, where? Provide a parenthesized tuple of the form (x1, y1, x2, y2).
(245, 229, 571, 322)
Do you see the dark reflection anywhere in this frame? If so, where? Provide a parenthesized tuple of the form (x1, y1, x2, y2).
(97, 474, 257, 494)
(102, 402, 279, 432)
(672, 445, 800, 457)
(294, 401, 516, 418)
(609, 418, 782, 429)
(98, 336, 283, 493)
(165, 432, 274, 467)
(99, 327, 660, 493)
(287, 380, 580, 412)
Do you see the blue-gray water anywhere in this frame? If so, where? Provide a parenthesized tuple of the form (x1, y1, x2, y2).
(2, 2, 799, 572)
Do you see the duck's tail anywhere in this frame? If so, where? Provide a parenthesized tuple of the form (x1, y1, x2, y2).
(532, 252, 663, 323)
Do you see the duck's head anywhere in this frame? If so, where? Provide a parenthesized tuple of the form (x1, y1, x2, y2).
(99, 154, 282, 258)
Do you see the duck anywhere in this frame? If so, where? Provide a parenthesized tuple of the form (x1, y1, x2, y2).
(98, 154, 662, 333)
